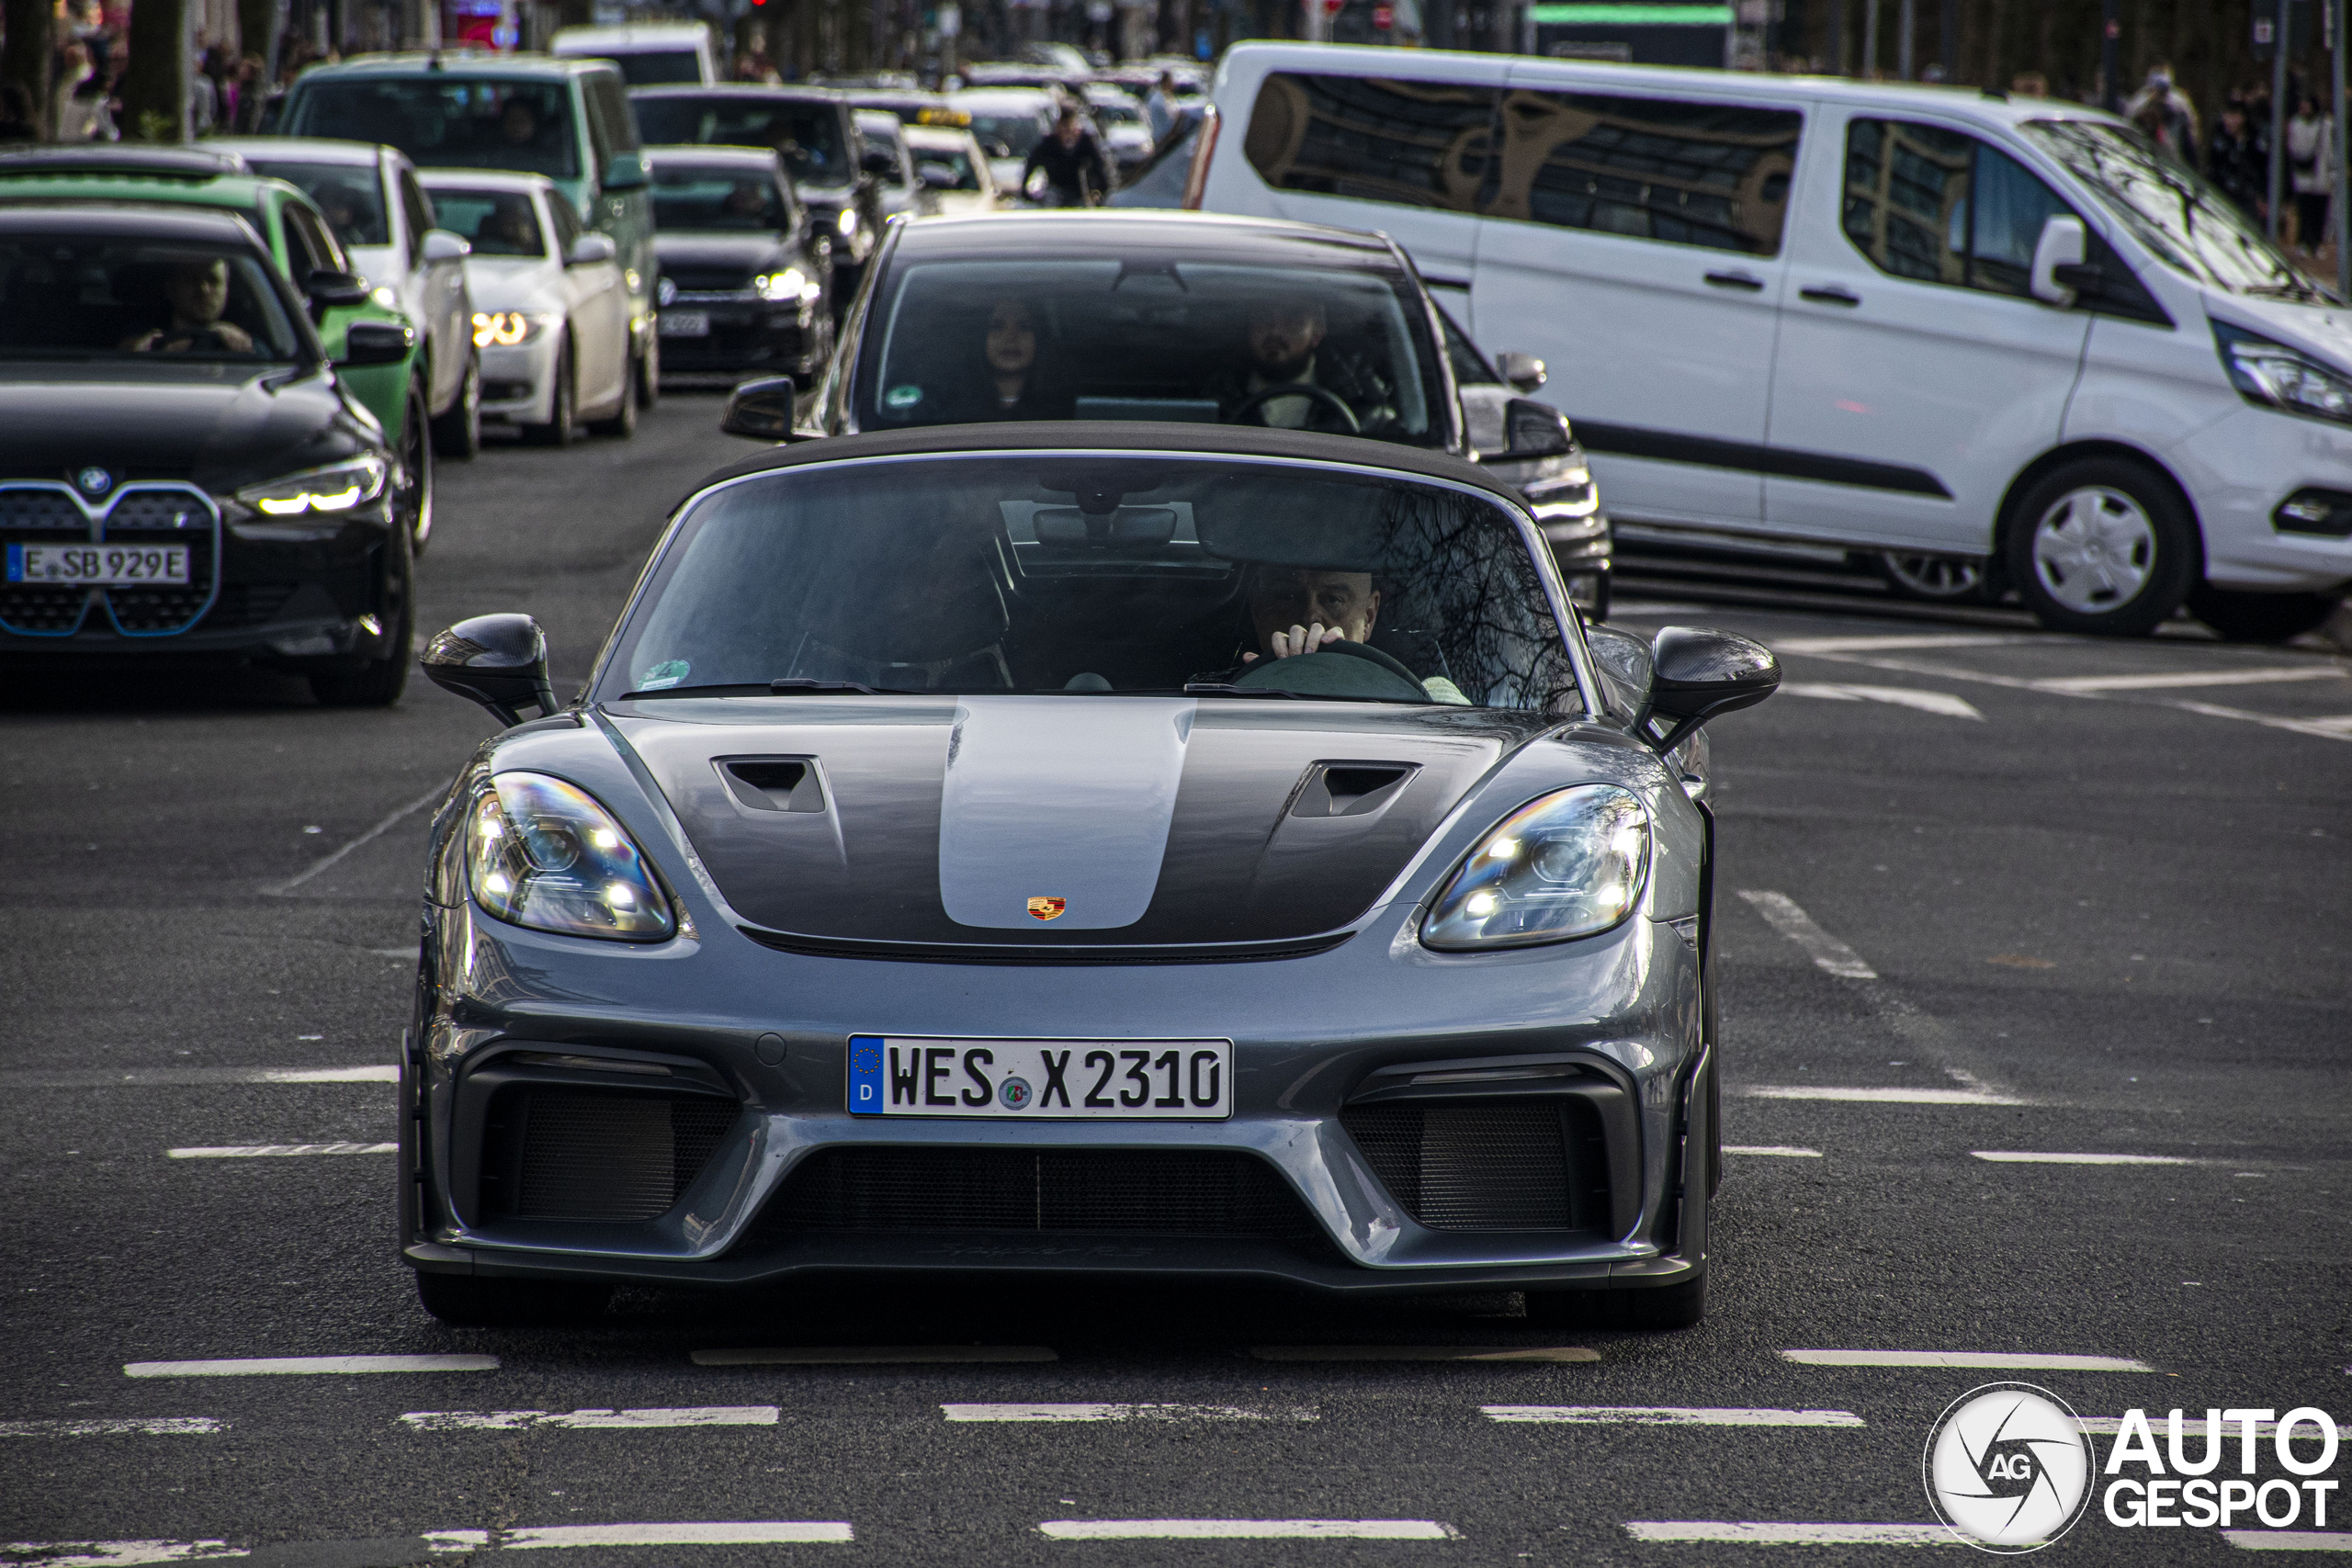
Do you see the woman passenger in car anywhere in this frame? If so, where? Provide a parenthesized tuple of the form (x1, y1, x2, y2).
(971, 296, 1069, 421)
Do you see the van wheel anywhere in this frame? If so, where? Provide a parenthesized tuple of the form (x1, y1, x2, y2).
(2186, 584, 2343, 643)
(2005, 458, 2196, 637)
(524, 342, 575, 446)
(416, 1270, 612, 1327)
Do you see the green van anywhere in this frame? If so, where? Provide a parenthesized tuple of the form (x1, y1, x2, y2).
(276, 52, 659, 407)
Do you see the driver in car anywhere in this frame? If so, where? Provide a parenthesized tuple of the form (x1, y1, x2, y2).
(1237, 564, 1467, 704)
(119, 257, 254, 355)
(1205, 297, 1396, 435)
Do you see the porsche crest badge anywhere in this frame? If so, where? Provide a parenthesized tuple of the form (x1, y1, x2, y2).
(1026, 897, 1067, 921)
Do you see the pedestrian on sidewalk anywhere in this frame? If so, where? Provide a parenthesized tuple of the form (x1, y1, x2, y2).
(2287, 93, 2334, 254)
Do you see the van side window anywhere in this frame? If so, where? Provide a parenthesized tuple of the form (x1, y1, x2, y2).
(1484, 91, 1801, 255)
(1843, 118, 2076, 297)
(1242, 72, 1497, 214)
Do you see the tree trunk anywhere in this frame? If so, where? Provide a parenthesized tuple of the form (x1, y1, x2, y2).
(119, 0, 189, 141)
(2, 0, 52, 139)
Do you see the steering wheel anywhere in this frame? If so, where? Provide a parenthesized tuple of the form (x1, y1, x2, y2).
(1234, 637, 1428, 702)
(1227, 382, 1362, 435)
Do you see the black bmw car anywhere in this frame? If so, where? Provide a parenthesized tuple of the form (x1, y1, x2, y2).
(0, 204, 414, 705)
(402, 421, 1777, 1329)
(646, 146, 834, 389)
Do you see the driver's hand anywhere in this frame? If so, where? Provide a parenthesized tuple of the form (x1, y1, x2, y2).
(1264, 622, 1341, 660)
(119, 330, 162, 352)
(214, 322, 254, 352)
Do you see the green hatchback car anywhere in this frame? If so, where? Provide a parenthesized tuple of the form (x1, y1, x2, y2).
(0, 145, 439, 550)
(276, 52, 659, 409)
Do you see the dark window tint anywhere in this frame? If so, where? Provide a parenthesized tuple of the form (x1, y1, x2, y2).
(246, 159, 390, 247)
(1844, 118, 2075, 296)
(282, 202, 346, 276)
(1434, 302, 1497, 387)
(629, 95, 851, 186)
(425, 186, 547, 257)
(0, 236, 300, 359)
(610, 51, 703, 87)
(286, 78, 579, 181)
(1486, 90, 1801, 255)
(585, 70, 640, 165)
(398, 167, 435, 262)
(651, 164, 793, 231)
(1242, 72, 1497, 214)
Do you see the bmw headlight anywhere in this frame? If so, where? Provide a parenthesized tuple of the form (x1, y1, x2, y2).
(466, 773, 675, 942)
(754, 266, 814, 303)
(2214, 320, 2352, 425)
(236, 454, 390, 516)
(835, 207, 859, 237)
(1421, 785, 1650, 951)
(472, 310, 556, 348)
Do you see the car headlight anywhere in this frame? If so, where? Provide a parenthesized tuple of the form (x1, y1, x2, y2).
(472, 310, 555, 348)
(754, 266, 814, 303)
(465, 773, 675, 942)
(2214, 320, 2352, 425)
(1421, 784, 1650, 951)
(836, 208, 859, 236)
(1523, 464, 1599, 521)
(236, 454, 390, 516)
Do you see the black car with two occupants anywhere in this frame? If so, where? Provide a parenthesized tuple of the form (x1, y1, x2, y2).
(402, 420, 1777, 1330)
(0, 202, 413, 705)
(646, 145, 834, 389)
(721, 210, 1610, 611)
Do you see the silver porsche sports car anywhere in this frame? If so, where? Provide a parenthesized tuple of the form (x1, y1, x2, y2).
(401, 423, 1778, 1329)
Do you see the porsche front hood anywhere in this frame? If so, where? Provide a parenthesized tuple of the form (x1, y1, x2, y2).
(607, 696, 1554, 953)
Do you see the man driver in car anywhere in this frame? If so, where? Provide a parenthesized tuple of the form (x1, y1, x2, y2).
(1238, 564, 1467, 704)
(1206, 296, 1396, 435)
(120, 256, 254, 355)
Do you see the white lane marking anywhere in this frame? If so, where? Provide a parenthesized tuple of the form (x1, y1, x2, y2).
(0, 1417, 222, 1438)
(1743, 1086, 2029, 1106)
(0, 1541, 246, 1564)
(1972, 1151, 2198, 1166)
(1736, 890, 1878, 979)
(1483, 1406, 1863, 1427)
(1250, 1345, 1598, 1363)
(2166, 699, 2352, 741)
(2223, 1533, 2352, 1552)
(424, 1522, 853, 1551)
(1624, 1521, 1963, 1546)
(943, 1404, 1315, 1423)
(401, 1406, 779, 1431)
(169, 1144, 396, 1159)
(691, 1345, 1056, 1365)
(125, 1355, 496, 1378)
(255, 1066, 397, 1083)
(1781, 1349, 2157, 1371)
(2082, 1418, 2352, 1438)
(1038, 1520, 1459, 1540)
(1771, 635, 2030, 654)
(265, 784, 447, 896)
(0, 1065, 394, 1089)
(1781, 682, 1985, 720)
(2035, 665, 2346, 694)
(1724, 1145, 1823, 1157)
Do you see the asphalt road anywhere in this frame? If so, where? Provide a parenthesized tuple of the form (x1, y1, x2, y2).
(3, 404, 2348, 1566)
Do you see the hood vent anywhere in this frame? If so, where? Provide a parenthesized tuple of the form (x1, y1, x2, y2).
(718, 757, 826, 814)
(1290, 761, 1419, 819)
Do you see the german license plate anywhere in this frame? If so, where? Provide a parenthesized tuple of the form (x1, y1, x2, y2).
(6, 543, 188, 585)
(658, 310, 709, 337)
(848, 1036, 1232, 1120)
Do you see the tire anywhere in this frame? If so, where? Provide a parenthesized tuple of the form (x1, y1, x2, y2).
(430, 349, 481, 460)
(2005, 458, 2197, 637)
(2186, 583, 2343, 643)
(308, 524, 413, 707)
(523, 341, 575, 446)
(1525, 1270, 1707, 1332)
(416, 1270, 613, 1327)
(394, 378, 434, 555)
(589, 360, 638, 438)
(635, 333, 661, 411)
(1877, 550, 1987, 603)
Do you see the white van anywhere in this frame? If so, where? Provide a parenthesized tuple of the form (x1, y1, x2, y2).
(1194, 43, 2352, 640)
(550, 23, 717, 88)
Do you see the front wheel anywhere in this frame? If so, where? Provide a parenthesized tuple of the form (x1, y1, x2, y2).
(635, 331, 661, 411)
(2005, 459, 2196, 637)
(589, 359, 638, 438)
(308, 524, 413, 707)
(430, 349, 481, 460)
(415, 1270, 613, 1327)
(2187, 583, 2343, 643)
(394, 378, 435, 554)
(523, 340, 575, 446)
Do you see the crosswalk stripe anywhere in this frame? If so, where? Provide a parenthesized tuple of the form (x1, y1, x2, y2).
(168, 1144, 396, 1159)
(1624, 1521, 1963, 1546)
(401, 1407, 778, 1431)
(2222, 1530, 2352, 1551)
(424, 1522, 852, 1549)
(1781, 1349, 2156, 1371)
(125, 1356, 495, 1378)
(0, 1544, 244, 1564)
(1038, 1520, 1458, 1540)
(1484, 1406, 1863, 1427)
(1742, 1086, 2027, 1105)
(0, 1417, 222, 1438)
(1972, 1151, 2196, 1166)
(1736, 890, 1877, 978)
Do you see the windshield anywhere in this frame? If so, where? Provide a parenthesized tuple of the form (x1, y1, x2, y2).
(602, 455, 1576, 710)
(957, 107, 1046, 157)
(286, 78, 578, 182)
(630, 96, 851, 186)
(651, 164, 791, 230)
(2021, 118, 2326, 299)
(425, 186, 547, 257)
(908, 140, 984, 191)
(244, 159, 390, 247)
(857, 256, 1446, 446)
(0, 235, 301, 361)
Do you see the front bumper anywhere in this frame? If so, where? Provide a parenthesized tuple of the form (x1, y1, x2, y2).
(655, 299, 819, 381)
(402, 887, 1710, 1298)
(479, 333, 562, 427)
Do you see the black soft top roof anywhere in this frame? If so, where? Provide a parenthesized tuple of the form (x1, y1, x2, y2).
(0, 202, 264, 247)
(691, 422, 1523, 510)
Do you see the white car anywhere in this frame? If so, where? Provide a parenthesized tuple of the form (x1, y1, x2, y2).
(418, 169, 636, 446)
(215, 136, 480, 457)
(946, 87, 1059, 205)
(900, 124, 1001, 216)
(549, 21, 718, 86)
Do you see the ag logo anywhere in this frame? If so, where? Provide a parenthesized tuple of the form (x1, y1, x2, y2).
(998, 1077, 1032, 1110)
(1924, 1382, 2093, 1552)
(1026, 897, 1066, 921)
(74, 466, 114, 497)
